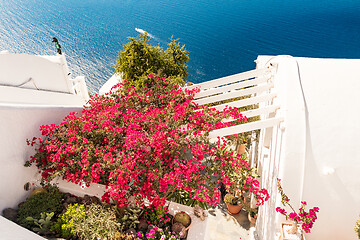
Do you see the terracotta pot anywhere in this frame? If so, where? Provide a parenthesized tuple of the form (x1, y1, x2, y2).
(226, 203, 243, 215)
(237, 144, 246, 154)
(248, 212, 257, 224)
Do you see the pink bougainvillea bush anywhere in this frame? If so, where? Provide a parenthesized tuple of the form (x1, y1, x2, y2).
(276, 178, 319, 233)
(26, 74, 269, 208)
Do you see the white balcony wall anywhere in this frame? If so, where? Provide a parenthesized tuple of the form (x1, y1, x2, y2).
(0, 52, 72, 93)
(0, 105, 83, 212)
(0, 52, 87, 213)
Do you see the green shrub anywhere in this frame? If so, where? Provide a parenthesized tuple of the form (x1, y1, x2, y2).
(57, 203, 123, 240)
(114, 34, 189, 89)
(224, 193, 236, 205)
(17, 185, 64, 229)
(78, 204, 123, 240)
(54, 203, 86, 238)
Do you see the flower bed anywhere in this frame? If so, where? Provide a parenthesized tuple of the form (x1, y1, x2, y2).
(4, 184, 208, 240)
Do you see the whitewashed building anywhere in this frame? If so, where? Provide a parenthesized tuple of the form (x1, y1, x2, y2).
(0, 51, 359, 240)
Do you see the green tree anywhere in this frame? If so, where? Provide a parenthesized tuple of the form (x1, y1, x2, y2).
(114, 34, 189, 88)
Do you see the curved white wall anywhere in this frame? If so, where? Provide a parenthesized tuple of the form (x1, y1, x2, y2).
(256, 56, 360, 240)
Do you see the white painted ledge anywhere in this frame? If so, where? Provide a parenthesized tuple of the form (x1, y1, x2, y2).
(0, 86, 86, 106)
(0, 216, 46, 240)
(99, 73, 123, 95)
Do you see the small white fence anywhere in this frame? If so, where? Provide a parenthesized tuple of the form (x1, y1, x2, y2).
(70, 76, 89, 102)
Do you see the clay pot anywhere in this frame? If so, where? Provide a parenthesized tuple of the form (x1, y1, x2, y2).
(237, 144, 246, 154)
(226, 203, 243, 215)
(248, 212, 257, 224)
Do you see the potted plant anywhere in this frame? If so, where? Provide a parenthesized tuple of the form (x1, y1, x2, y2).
(276, 179, 320, 240)
(224, 193, 243, 215)
(248, 207, 258, 224)
(221, 146, 270, 217)
(172, 211, 192, 238)
(236, 134, 248, 154)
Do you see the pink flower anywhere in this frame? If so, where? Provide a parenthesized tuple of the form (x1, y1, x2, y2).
(276, 178, 320, 233)
(276, 207, 286, 215)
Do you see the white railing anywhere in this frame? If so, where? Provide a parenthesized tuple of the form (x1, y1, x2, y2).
(186, 66, 286, 240)
(186, 68, 267, 91)
(70, 76, 89, 102)
(184, 67, 283, 138)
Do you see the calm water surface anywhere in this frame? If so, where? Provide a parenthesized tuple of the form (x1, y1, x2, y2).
(1, 0, 360, 92)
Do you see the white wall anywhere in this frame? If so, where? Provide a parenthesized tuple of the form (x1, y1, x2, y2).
(296, 57, 360, 240)
(0, 52, 73, 93)
(99, 73, 122, 95)
(0, 85, 86, 106)
(0, 216, 46, 240)
(255, 56, 360, 240)
(0, 105, 82, 211)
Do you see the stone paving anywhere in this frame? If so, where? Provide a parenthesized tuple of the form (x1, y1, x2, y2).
(207, 204, 255, 240)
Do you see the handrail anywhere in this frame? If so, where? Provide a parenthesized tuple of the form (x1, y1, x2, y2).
(193, 82, 274, 105)
(211, 92, 277, 112)
(193, 75, 269, 99)
(187, 65, 282, 143)
(185, 68, 267, 90)
(70, 76, 89, 102)
(222, 105, 280, 123)
(209, 117, 284, 138)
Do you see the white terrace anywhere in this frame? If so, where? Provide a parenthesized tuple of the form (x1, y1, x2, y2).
(1, 52, 359, 240)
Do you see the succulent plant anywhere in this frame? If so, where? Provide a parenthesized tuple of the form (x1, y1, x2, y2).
(26, 212, 54, 234)
(121, 205, 143, 229)
(355, 214, 360, 239)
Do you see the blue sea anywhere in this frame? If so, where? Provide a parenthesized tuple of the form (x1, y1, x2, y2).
(1, 0, 360, 92)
